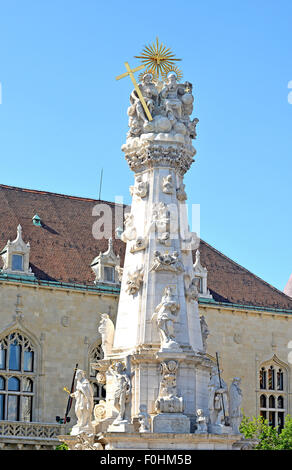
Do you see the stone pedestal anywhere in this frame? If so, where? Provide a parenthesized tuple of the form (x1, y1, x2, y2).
(152, 413, 190, 434)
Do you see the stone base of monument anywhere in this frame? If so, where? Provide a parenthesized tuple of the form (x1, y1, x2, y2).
(59, 431, 258, 451)
(107, 420, 134, 433)
(208, 423, 233, 435)
(152, 413, 190, 434)
(94, 432, 248, 450)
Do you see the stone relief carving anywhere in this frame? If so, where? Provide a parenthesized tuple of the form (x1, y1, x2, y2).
(98, 313, 115, 359)
(121, 213, 137, 243)
(176, 183, 187, 201)
(129, 175, 149, 199)
(185, 276, 200, 302)
(208, 366, 229, 428)
(181, 231, 200, 253)
(115, 265, 124, 282)
(68, 432, 103, 451)
(125, 266, 144, 295)
(155, 360, 183, 413)
(229, 377, 242, 434)
(200, 315, 210, 353)
(149, 202, 172, 247)
(162, 173, 174, 194)
(195, 408, 208, 434)
(150, 250, 184, 273)
(70, 369, 94, 436)
(130, 236, 148, 253)
(152, 286, 181, 351)
(137, 404, 151, 433)
(93, 400, 106, 422)
(109, 361, 132, 425)
(123, 141, 196, 176)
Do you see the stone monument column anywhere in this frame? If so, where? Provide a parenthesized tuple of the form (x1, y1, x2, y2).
(92, 72, 214, 435)
(58, 47, 250, 451)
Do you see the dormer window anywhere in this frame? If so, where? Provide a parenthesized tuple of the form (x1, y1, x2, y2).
(0, 225, 34, 277)
(32, 214, 42, 227)
(193, 249, 212, 299)
(91, 238, 120, 285)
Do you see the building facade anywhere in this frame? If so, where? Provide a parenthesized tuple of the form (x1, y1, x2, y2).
(0, 183, 291, 449)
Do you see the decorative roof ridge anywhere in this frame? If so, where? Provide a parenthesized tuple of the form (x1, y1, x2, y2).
(0, 184, 127, 207)
(199, 238, 291, 301)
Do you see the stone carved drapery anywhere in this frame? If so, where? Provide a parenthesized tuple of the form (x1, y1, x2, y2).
(152, 286, 181, 352)
(98, 314, 115, 359)
(200, 315, 210, 353)
(70, 370, 94, 436)
(208, 366, 229, 427)
(229, 378, 242, 434)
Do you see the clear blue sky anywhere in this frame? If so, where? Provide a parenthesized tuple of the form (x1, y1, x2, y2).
(0, 0, 291, 292)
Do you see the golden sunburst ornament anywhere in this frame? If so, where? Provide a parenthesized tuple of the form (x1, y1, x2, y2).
(134, 37, 182, 80)
(138, 68, 159, 84)
(161, 65, 183, 83)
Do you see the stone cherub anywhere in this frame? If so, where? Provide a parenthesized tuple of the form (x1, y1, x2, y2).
(137, 404, 151, 433)
(130, 175, 148, 199)
(162, 173, 174, 194)
(121, 213, 137, 243)
(196, 408, 208, 434)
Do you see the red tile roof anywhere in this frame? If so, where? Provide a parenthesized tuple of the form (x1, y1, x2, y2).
(1, 184, 292, 310)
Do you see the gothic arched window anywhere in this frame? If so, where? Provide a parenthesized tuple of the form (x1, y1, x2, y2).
(258, 358, 287, 431)
(0, 332, 35, 422)
(88, 344, 106, 406)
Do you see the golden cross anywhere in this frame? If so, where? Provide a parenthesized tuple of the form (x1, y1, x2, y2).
(116, 62, 153, 121)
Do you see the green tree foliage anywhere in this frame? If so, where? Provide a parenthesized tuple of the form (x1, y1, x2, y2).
(55, 442, 69, 450)
(240, 414, 292, 450)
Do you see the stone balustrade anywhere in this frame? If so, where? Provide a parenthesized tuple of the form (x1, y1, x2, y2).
(0, 420, 67, 450)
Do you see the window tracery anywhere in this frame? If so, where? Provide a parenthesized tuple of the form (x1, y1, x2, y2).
(0, 332, 35, 422)
(258, 358, 287, 431)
